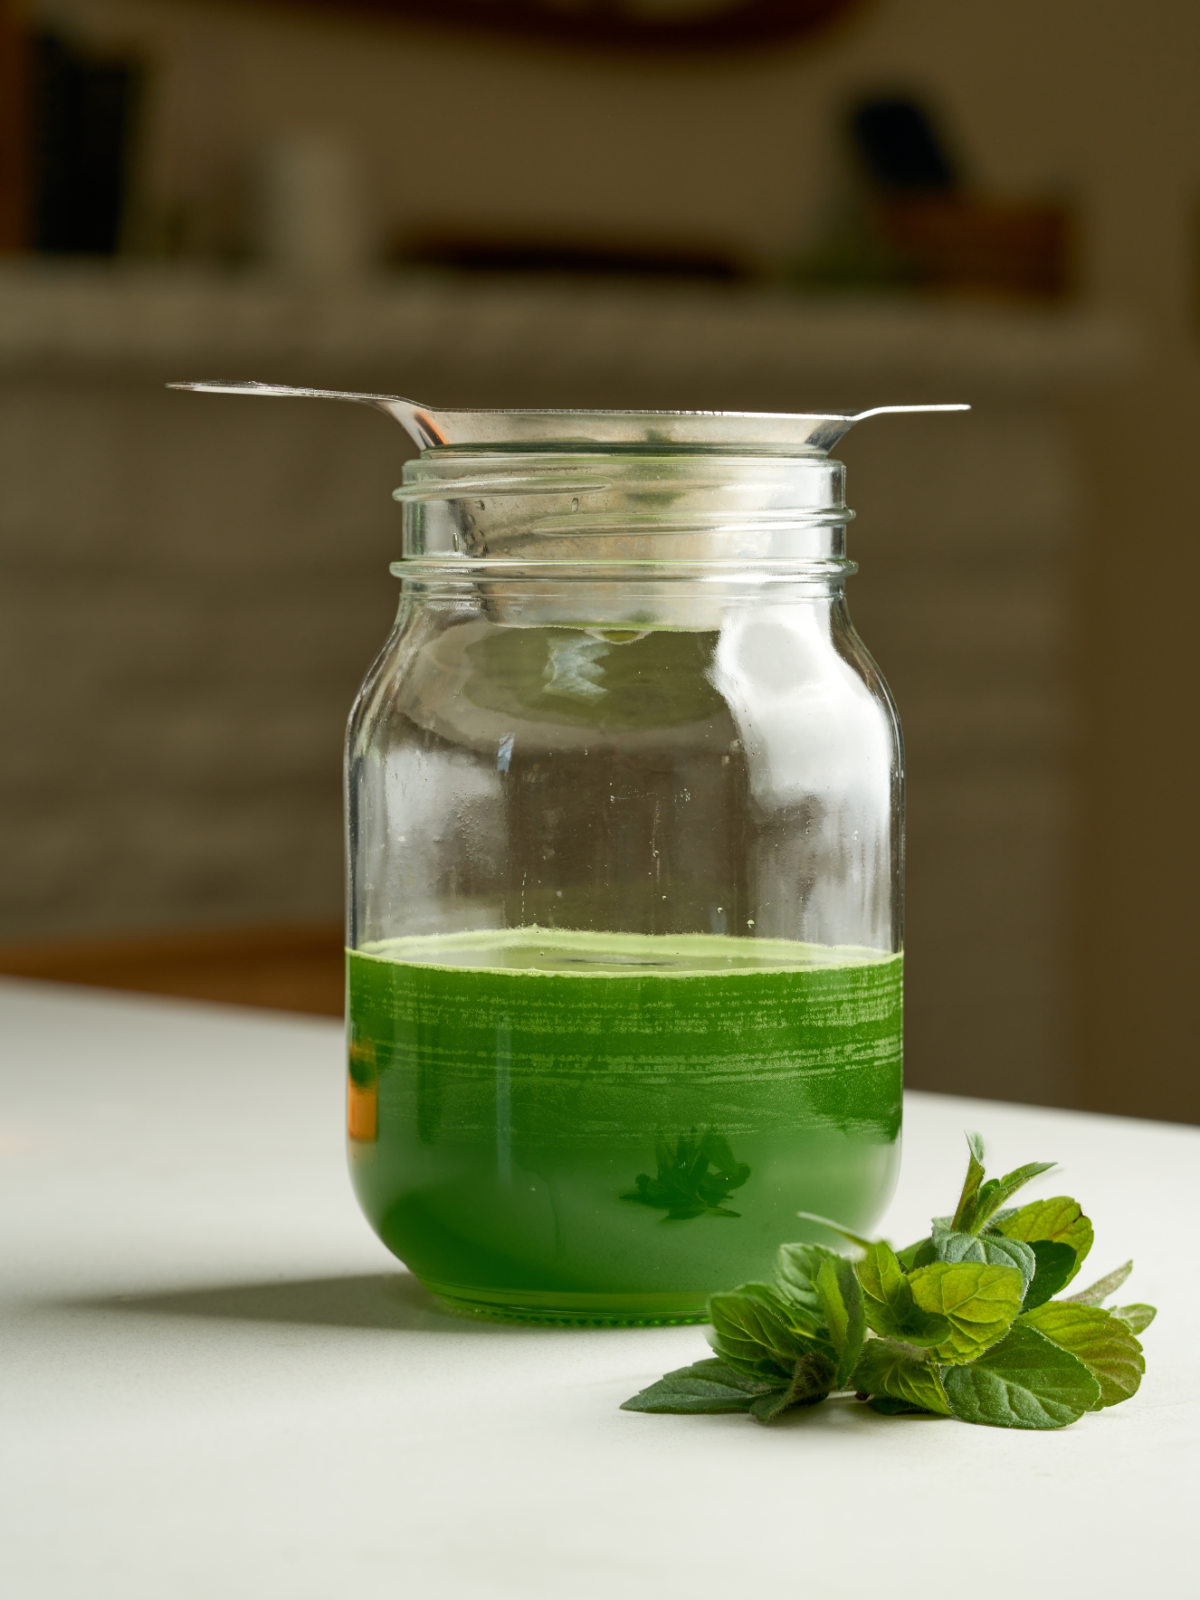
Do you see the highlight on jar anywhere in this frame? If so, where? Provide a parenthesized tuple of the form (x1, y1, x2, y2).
(173, 381, 968, 1325)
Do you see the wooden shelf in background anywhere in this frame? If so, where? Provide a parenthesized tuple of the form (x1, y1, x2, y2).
(0, 922, 346, 1017)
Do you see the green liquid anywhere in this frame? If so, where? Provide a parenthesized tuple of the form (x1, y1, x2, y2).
(347, 929, 902, 1324)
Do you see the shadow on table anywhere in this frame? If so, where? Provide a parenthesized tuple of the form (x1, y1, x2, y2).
(58, 1271, 533, 1335)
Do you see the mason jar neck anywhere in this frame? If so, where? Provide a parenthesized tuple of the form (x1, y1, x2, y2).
(393, 447, 854, 570)
(391, 447, 855, 628)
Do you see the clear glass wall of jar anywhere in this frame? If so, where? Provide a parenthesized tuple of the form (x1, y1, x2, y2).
(345, 441, 904, 1323)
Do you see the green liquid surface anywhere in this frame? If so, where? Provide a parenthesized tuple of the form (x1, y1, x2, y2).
(347, 929, 902, 1323)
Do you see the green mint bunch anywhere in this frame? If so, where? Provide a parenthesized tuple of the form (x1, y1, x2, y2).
(622, 1133, 1156, 1431)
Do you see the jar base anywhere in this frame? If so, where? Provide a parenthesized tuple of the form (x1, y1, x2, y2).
(425, 1279, 709, 1327)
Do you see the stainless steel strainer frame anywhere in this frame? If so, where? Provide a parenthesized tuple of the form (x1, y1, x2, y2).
(168, 380, 968, 454)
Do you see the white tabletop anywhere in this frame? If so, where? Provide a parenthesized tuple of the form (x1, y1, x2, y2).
(2, 979, 1196, 1600)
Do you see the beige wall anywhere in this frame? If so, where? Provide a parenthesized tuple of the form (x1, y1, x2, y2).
(26, 0, 1200, 1120)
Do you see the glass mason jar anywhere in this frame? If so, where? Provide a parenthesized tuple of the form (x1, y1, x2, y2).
(341, 402, 948, 1325)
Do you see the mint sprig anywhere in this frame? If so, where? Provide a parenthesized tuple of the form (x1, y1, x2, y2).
(621, 1133, 1157, 1432)
(622, 1132, 751, 1220)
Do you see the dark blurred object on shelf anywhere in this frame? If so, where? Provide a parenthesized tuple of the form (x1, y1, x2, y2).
(850, 94, 961, 191)
(850, 92, 1072, 300)
(793, 90, 1072, 300)
(0, 2, 27, 250)
(397, 231, 747, 280)
(248, 0, 864, 53)
(29, 29, 143, 255)
(0, 923, 346, 1017)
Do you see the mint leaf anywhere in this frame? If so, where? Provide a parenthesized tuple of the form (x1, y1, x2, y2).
(816, 1256, 866, 1386)
(951, 1130, 987, 1230)
(931, 1221, 1037, 1292)
(855, 1241, 950, 1346)
(792, 1349, 839, 1408)
(993, 1196, 1093, 1285)
(623, 1131, 751, 1220)
(1022, 1242, 1079, 1309)
(943, 1323, 1101, 1428)
(931, 1222, 1075, 1311)
(907, 1261, 1025, 1363)
(970, 1161, 1056, 1232)
(708, 1285, 822, 1381)
(748, 1349, 838, 1424)
(1021, 1302, 1146, 1408)
(787, 1348, 838, 1403)
(621, 1358, 778, 1415)
(895, 1236, 936, 1270)
(1112, 1303, 1157, 1335)
(749, 1389, 795, 1424)
(1066, 1259, 1133, 1306)
(775, 1241, 838, 1322)
(855, 1239, 907, 1304)
(793, 1211, 872, 1251)
(867, 1395, 943, 1417)
(851, 1337, 952, 1416)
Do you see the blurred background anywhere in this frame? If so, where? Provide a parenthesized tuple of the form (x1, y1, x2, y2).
(0, 0, 1196, 1121)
